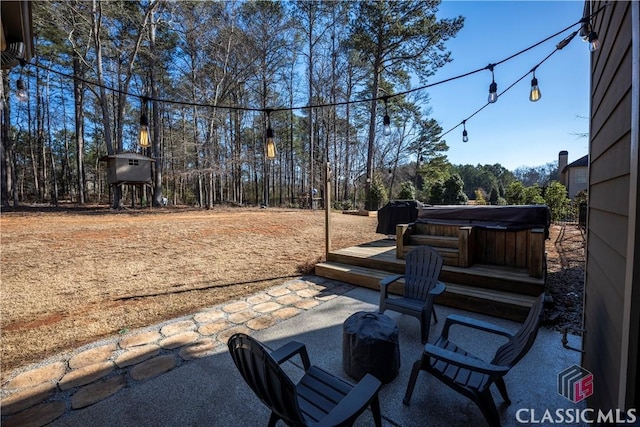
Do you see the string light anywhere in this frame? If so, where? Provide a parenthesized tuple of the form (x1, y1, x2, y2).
(382, 97, 391, 136)
(265, 110, 276, 160)
(16, 62, 28, 102)
(529, 69, 541, 102)
(15, 3, 606, 153)
(462, 120, 469, 143)
(139, 97, 150, 148)
(587, 30, 600, 52)
(487, 64, 498, 104)
(16, 78, 28, 102)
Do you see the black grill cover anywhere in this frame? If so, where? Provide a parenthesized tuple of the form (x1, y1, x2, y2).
(376, 200, 422, 235)
(342, 312, 400, 384)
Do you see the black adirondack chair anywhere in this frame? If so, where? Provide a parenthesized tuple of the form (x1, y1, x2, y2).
(228, 333, 382, 427)
(379, 245, 445, 344)
(403, 293, 546, 427)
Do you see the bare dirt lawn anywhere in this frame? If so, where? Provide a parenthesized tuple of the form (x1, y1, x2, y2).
(0, 207, 585, 383)
(1, 206, 379, 381)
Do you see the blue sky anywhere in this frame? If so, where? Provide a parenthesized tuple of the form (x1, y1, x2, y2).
(427, 1, 590, 171)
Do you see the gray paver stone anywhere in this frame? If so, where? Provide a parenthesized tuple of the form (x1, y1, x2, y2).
(193, 310, 225, 323)
(228, 310, 257, 324)
(178, 338, 218, 360)
(252, 301, 282, 313)
(0, 382, 57, 415)
(272, 307, 302, 320)
(222, 301, 249, 313)
(59, 362, 115, 391)
(1, 400, 66, 427)
(119, 331, 162, 349)
(129, 355, 177, 382)
(69, 343, 117, 370)
(198, 319, 233, 336)
(159, 331, 200, 349)
(71, 375, 127, 410)
(246, 316, 278, 331)
(275, 294, 303, 305)
(246, 293, 272, 305)
(267, 287, 291, 297)
(115, 344, 160, 368)
(293, 299, 321, 310)
(4, 362, 66, 390)
(160, 320, 196, 337)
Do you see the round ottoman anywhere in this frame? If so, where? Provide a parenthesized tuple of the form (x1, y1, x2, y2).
(342, 311, 400, 384)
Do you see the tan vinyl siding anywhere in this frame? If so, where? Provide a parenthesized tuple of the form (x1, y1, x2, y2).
(584, 0, 633, 411)
(583, 2, 637, 410)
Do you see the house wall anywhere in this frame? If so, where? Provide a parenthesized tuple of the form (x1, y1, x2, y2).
(584, 0, 639, 411)
(567, 166, 588, 198)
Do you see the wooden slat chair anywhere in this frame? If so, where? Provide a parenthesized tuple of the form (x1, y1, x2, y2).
(379, 245, 446, 344)
(402, 293, 546, 427)
(228, 333, 382, 427)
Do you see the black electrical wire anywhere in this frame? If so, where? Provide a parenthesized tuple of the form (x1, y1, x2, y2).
(24, 4, 606, 115)
(437, 31, 577, 141)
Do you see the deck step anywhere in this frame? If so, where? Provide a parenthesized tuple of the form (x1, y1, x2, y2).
(329, 242, 544, 296)
(314, 261, 536, 322)
(409, 235, 459, 248)
(401, 244, 460, 267)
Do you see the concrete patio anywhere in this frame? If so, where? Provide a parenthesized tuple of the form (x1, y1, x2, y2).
(39, 278, 585, 427)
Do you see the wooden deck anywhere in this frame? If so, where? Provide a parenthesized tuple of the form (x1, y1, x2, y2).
(315, 239, 545, 322)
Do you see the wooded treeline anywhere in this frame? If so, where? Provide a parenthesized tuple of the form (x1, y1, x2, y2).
(2, 0, 470, 209)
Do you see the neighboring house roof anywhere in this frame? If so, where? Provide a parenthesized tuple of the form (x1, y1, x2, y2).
(563, 154, 588, 172)
(99, 153, 155, 162)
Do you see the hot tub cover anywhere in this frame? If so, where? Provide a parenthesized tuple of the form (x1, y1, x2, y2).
(417, 205, 551, 237)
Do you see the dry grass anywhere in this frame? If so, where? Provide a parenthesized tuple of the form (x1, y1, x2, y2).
(1, 206, 379, 381)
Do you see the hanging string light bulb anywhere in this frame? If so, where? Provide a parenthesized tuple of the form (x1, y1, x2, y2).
(16, 63, 28, 102)
(139, 97, 151, 148)
(487, 64, 498, 104)
(16, 78, 28, 102)
(265, 109, 276, 160)
(462, 120, 469, 143)
(587, 30, 600, 52)
(382, 97, 392, 136)
(529, 69, 542, 102)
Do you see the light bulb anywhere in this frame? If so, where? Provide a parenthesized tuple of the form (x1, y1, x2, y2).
(383, 114, 391, 136)
(139, 112, 150, 147)
(462, 129, 469, 143)
(266, 127, 276, 159)
(139, 124, 150, 148)
(588, 31, 600, 52)
(16, 79, 28, 102)
(529, 77, 541, 102)
(488, 81, 498, 103)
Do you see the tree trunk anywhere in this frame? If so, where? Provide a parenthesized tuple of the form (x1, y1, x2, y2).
(73, 55, 86, 204)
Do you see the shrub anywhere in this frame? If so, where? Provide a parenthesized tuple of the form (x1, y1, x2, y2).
(397, 181, 416, 200)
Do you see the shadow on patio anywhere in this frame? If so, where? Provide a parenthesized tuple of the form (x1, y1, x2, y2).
(44, 282, 584, 427)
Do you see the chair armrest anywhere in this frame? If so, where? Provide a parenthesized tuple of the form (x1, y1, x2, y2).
(424, 344, 509, 376)
(429, 281, 446, 296)
(270, 341, 311, 370)
(379, 274, 404, 300)
(319, 374, 382, 426)
(380, 274, 403, 288)
(441, 314, 513, 340)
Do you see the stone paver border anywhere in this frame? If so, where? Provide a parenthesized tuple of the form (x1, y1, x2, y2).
(0, 277, 354, 427)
